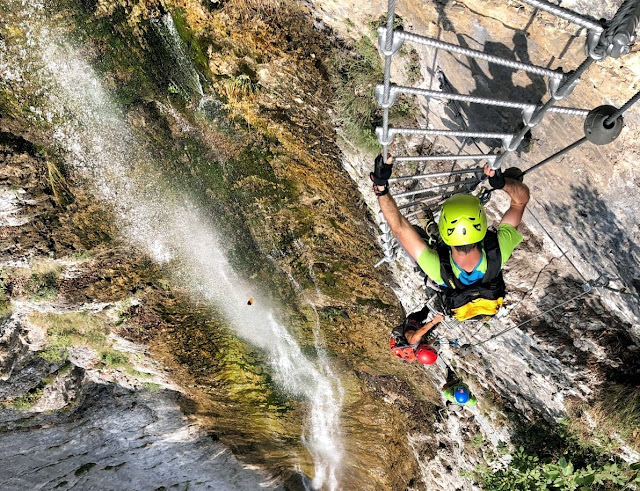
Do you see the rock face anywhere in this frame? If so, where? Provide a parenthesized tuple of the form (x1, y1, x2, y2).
(0, 300, 277, 491)
(0, 379, 276, 491)
(309, 0, 640, 486)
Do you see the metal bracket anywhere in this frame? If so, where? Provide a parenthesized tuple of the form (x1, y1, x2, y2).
(503, 134, 521, 152)
(522, 106, 536, 127)
(377, 27, 405, 56)
(610, 31, 636, 58)
(375, 127, 395, 146)
(549, 76, 580, 101)
(375, 84, 399, 108)
(586, 29, 607, 60)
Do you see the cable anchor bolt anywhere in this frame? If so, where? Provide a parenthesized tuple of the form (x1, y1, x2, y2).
(378, 27, 405, 56)
(583, 105, 624, 145)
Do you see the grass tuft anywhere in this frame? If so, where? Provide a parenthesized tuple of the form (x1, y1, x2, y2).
(330, 35, 417, 154)
(47, 161, 74, 207)
(30, 312, 110, 364)
(568, 384, 640, 453)
(25, 261, 62, 301)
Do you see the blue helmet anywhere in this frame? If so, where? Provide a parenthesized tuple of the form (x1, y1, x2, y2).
(454, 386, 470, 404)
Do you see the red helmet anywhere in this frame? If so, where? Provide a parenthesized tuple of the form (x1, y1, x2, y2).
(415, 345, 438, 365)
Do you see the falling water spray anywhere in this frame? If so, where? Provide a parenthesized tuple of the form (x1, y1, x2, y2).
(0, 2, 343, 488)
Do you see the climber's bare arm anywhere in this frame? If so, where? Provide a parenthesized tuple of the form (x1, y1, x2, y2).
(405, 314, 444, 345)
(377, 190, 427, 261)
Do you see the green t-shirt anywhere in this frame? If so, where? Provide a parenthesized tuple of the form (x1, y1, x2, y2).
(417, 223, 523, 285)
(443, 383, 477, 406)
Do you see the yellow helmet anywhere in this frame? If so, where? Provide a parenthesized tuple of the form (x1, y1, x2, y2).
(438, 194, 487, 246)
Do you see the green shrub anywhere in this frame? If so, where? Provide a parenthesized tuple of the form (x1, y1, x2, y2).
(0, 385, 45, 410)
(100, 350, 129, 367)
(331, 36, 383, 153)
(471, 446, 640, 490)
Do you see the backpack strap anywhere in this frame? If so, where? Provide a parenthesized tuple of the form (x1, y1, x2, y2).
(437, 243, 461, 290)
(481, 229, 502, 283)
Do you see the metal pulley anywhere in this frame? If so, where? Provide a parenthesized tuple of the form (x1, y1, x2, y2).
(584, 105, 624, 145)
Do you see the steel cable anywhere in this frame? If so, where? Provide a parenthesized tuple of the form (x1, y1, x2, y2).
(605, 88, 640, 124)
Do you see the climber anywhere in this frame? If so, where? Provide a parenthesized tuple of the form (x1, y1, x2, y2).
(442, 380, 477, 408)
(389, 305, 443, 364)
(371, 154, 530, 321)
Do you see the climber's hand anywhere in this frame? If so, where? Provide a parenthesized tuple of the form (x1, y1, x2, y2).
(370, 154, 394, 196)
(484, 163, 505, 190)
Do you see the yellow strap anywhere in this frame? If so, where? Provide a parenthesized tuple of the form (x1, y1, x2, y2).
(452, 297, 504, 321)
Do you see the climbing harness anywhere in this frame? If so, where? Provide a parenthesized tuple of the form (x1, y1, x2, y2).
(373, 0, 640, 267)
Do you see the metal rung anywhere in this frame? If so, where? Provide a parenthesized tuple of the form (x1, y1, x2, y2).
(378, 127, 513, 144)
(405, 208, 435, 220)
(517, 0, 604, 33)
(397, 195, 445, 211)
(380, 27, 564, 80)
(395, 154, 497, 162)
(389, 168, 482, 183)
(381, 85, 590, 116)
(394, 178, 479, 199)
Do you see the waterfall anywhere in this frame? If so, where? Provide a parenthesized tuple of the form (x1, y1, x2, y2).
(1, 2, 343, 488)
(149, 12, 204, 101)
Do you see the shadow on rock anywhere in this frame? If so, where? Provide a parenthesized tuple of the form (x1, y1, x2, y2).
(431, 1, 545, 153)
(528, 276, 640, 386)
(546, 183, 640, 295)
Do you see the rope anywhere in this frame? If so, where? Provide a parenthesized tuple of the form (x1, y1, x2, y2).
(517, 0, 604, 32)
(524, 202, 588, 283)
(520, 137, 588, 177)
